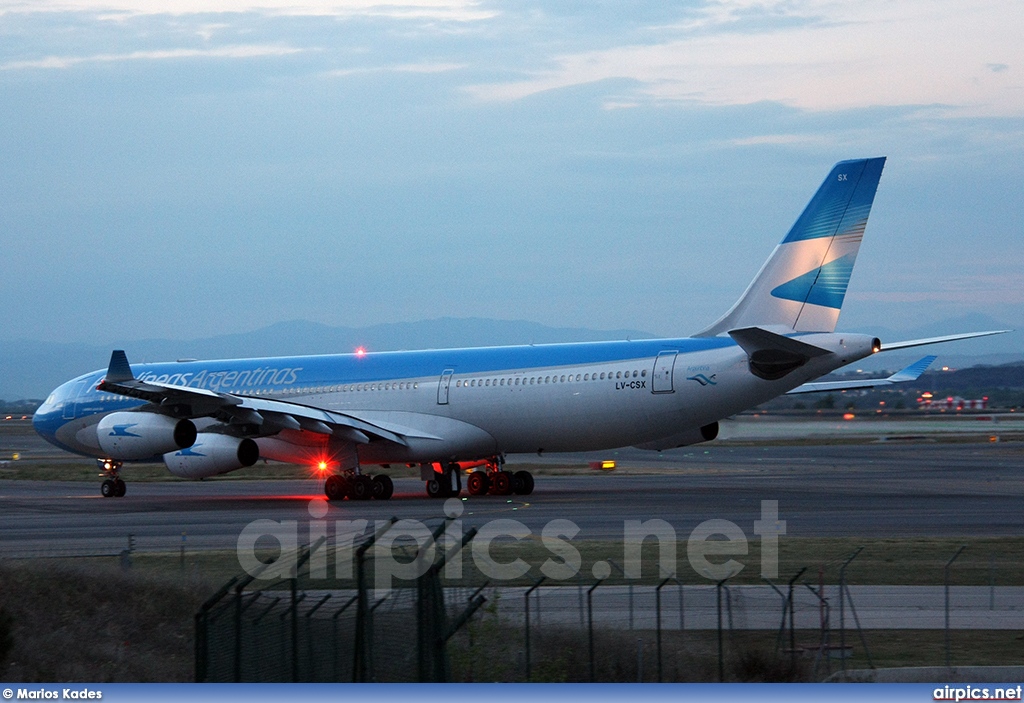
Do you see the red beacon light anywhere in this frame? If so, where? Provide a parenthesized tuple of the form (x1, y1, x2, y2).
(355, 347, 367, 358)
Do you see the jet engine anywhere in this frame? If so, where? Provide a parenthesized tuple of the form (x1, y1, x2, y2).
(164, 433, 260, 479)
(97, 412, 197, 461)
(633, 422, 719, 451)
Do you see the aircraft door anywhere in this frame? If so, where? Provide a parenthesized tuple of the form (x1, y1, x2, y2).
(62, 379, 88, 420)
(652, 351, 677, 394)
(437, 369, 454, 405)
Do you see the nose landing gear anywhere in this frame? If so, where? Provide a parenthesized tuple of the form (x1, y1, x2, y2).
(98, 459, 126, 498)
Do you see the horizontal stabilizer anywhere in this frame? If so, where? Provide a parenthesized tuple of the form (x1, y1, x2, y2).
(728, 327, 832, 359)
(880, 330, 1010, 352)
(788, 355, 936, 394)
(729, 326, 831, 381)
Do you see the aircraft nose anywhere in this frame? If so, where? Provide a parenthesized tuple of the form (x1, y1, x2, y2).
(32, 389, 60, 439)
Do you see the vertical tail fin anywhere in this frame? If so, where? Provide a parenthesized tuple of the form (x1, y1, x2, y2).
(695, 157, 886, 337)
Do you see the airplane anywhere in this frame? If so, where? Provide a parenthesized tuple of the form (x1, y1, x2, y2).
(32, 157, 1006, 500)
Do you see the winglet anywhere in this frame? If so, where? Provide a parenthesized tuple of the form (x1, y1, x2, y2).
(105, 350, 135, 383)
(888, 355, 937, 383)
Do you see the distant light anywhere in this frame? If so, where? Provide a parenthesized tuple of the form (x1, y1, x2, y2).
(589, 460, 616, 471)
(842, 413, 855, 420)
(355, 347, 367, 358)
(922, 392, 933, 399)
(317, 461, 328, 471)
(942, 366, 950, 371)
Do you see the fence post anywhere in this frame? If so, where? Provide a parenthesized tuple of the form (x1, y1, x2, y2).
(354, 517, 398, 682)
(524, 576, 546, 681)
(716, 577, 730, 682)
(838, 547, 864, 675)
(588, 577, 606, 682)
(332, 594, 358, 681)
(655, 576, 670, 683)
(290, 537, 326, 683)
(304, 594, 332, 681)
(787, 567, 807, 670)
(945, 545, 967, 669)
(194, 575, 238, 682)
(989, 555, 996, 611)
(636, 637, 643, 682)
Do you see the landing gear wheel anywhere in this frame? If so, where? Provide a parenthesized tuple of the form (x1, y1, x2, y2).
(426, 478, 445, 498)
(491, 471, 512, 496)
(467, 472, 489, 496)
(512, 470, 534, 495)
(372, 475, 394, 500)
(101, 479, 116, 498)
(113, 478, 127, 497)
(325, 475, 348, 501)
(352, 475, 373, 500)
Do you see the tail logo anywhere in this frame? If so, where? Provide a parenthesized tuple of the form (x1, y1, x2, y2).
(687, 373, 717, 386)
(770, 253, 856, 310)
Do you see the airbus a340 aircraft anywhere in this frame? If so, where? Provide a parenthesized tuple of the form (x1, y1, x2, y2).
(33, 158, 1004, 500)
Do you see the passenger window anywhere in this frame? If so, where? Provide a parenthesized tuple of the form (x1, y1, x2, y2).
(641, 370, 647, 377)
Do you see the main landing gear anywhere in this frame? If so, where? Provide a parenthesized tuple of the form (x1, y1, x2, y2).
(425, 460, 534, 498)
(324, 471, 394, 501)
(98, 459, 126, 498)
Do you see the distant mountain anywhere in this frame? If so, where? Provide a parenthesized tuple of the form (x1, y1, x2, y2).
(0, 318, 655, 400)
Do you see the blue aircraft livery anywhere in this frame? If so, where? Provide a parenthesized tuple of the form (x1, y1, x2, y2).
(33, 158, 1005, 500)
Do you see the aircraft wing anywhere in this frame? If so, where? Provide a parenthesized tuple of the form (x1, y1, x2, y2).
(95, 350, 436, 446)
(787, 355, 936, 395)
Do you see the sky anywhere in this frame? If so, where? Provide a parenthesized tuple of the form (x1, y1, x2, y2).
(1, 0, 1022, 345)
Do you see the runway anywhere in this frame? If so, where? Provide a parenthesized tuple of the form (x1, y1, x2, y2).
(2, 442, 1023, 558)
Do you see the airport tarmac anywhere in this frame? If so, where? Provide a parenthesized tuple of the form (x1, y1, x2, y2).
(1, 441, 1023, 557)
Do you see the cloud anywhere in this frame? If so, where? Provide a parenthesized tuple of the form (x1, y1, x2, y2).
(0, 0, 496, 21)
(0, 44, 305, 70)
(464, 0, 1024, 117)
(325, 62, 466, 78)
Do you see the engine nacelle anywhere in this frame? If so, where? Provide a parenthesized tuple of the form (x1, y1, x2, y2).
(633, 422, 719, 451)
(164, 434, 260, 479)
(97, 412, 197, 461)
